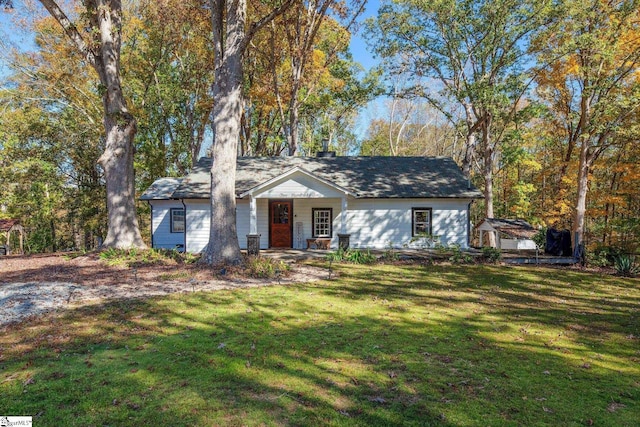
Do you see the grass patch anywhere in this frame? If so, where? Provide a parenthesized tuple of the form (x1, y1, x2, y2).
(1, 264, 638, 426)
(327, 248, 377, 264)
(98, 248, 199, 267)
(244, 255, 290, 278)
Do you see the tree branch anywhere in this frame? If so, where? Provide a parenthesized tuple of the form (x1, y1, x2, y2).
(37, 0, 97, 68)
(242, 0, 296, 52)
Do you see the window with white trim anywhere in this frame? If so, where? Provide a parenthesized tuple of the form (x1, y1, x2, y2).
(412, 208, 432, 236)
(170, 208, 185, 233)
(312, 208, 332, 237)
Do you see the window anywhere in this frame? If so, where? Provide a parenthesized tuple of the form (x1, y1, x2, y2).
(312, 208, 333, 238)
(272, 202, 290, 224)
(412, 208, 432, 236)
(170, 208, 185, 233)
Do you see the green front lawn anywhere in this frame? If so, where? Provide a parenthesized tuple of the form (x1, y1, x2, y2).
(1, 263, 638, 426)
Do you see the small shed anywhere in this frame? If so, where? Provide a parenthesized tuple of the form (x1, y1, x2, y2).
(476, 218, 538, 250)
(0, 219, 25, 255)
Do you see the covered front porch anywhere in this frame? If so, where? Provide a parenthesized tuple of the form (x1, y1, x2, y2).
(241, 166, 355, 250)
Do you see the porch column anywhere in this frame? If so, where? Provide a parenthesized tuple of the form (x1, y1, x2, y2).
(247, 195, 260, 255)
(249, 195, 257, 235)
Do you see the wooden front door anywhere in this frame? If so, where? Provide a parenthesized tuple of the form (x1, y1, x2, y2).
(269, 200, 293, 248)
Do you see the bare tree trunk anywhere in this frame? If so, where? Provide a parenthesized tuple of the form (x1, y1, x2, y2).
(37, 0, 145, 249)
(573, 139, 590, 250)
(203, 0, 293, 265)
(462, 132, 476, 179)
(202, 0, 245, 265)
(94, 0, 145, 249)
(482, 118, 496, 247)
(99, 110, 145, 248)
(461, 103, 478, 179)
(288, 99, 300, 156)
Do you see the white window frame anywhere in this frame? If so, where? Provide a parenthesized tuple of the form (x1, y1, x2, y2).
(412, 208, 432, 237)
(170, 208, 185, 233)
(312, 208, 333, 238)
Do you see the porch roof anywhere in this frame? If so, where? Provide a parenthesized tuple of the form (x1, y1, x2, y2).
(164, 156, 483, 200)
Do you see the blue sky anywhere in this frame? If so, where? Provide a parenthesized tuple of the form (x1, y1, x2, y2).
(0, 3, 39, 79)
(348, 0, 384, 141)
(349, 0, 380, 71)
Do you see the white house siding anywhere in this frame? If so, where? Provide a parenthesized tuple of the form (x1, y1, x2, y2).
(184, 199, 271, 251)
(170, 197, 470, 252)
(149, 200, 185, 250)
(184, 199, 210, 253)
(347, 198, 470, 249)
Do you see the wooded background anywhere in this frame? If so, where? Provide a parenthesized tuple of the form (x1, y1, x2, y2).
(0, 0, 638, 262)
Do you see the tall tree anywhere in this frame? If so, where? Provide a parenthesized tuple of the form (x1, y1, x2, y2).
(241, 4, 372, 157)
(274, 0, 365, 155)
(203, 0, 293, 265)
(366, 0, 551, 237)
(359, 100, 461, 159)
(1, 0, 146, 248)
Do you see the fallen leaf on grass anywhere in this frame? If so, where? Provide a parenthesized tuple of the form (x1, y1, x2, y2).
(2, 374, 18, 383)
(607, 402, 625, 413)
(368, 396, 387, 404)
(127, 402, 141, 411)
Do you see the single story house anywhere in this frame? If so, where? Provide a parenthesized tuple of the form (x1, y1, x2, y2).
(141, 156, 483, 252)
(475, 218, 538, 250)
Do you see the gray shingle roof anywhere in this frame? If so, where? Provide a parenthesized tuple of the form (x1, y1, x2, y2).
(140, 177, 183, 200)
(155, 156, 482, 200)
